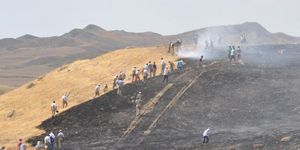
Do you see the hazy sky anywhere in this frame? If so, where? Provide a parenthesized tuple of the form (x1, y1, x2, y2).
(0, 0, 299, 39)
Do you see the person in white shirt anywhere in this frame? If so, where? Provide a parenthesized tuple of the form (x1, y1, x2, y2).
(160, 58, 166, 75)
(57, 130, 65, 150)
(49, 132, 55, 150)
(202, 128, 210, 144)
(230, 46, 235, 63)
(50, 101, 58, 116)
(44, 135, 51, 149)
(162, 67, 169, 83)
(62, 93, 69, 108)
(94, 84, 100, 98)
(19, 144, 26, 150)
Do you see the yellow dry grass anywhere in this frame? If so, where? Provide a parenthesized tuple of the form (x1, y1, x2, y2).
(0, 46, 177, 149)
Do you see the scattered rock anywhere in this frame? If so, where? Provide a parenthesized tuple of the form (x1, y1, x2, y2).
(7, 110, 15, 118)
(280, 135, 292, 142)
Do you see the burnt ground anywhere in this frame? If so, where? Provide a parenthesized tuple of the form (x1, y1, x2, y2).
(29, 44, 300, 150)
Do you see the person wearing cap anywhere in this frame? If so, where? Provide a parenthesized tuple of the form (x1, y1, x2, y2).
(51, 101, 58, 116)
(135, 92, 143, 116)
(94, 84, 100, 98)
(34, 141, 43, 150)
(202, 128, 210, 144)
(57, 130, 65, 150)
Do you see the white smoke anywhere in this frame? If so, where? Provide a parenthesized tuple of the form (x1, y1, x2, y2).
(176, 29, 223, 60)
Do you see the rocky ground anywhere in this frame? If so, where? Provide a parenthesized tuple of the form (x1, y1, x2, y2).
(29, 45, 300, 150)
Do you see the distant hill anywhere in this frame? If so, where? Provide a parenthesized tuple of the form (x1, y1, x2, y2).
(0, 22, 300, 89)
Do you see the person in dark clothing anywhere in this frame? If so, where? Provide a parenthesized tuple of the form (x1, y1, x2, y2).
(153, 62, 157, 77)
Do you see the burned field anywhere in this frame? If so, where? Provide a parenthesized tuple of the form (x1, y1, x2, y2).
(30, 45, 300, 149)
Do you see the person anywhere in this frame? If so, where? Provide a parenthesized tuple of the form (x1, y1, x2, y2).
(176, 59, 185, 71)
(57, 130, 65, 150)
(34, 141, 43, 150)
(230, 46, 235, 63)
(148, 61, 154, 78)
(0, 146, 5, 150)
(143, 69, 148, 81)
(168, 61, 175, 72)
(160, 58, 166, 75)
(103, 84, 108, 92)
(49, 132, 55, 150)
(62, 93, 69, 108)
(162, 67, 169, 83)
(227, 46, 232, 60)
(113, 75, 118, 89)
(135, 69, 141, 82)
(203, 128, 210, 144)
(51, 101, 58, 116)
(131, 67, 137, 82)
(168, 42, 173, 53)
(44, 135, 51, 150)
(116, 79, 124, 95)
(199, 56, 204, 67)
(236, 46, 241, 61)
(153, 62, 157, 77)
(17, 139, 23, 150)
(135, 92, 143, 116)
(19, 144, 26, 150)
(95, 84, 100, 97)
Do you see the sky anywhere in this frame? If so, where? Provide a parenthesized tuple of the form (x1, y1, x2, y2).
(0, 0, 299, 39)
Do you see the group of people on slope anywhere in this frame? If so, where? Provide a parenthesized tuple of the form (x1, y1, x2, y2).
(227, 45, 242, 63)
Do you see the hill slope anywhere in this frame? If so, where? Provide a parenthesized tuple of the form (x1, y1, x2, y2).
(0, 46, 177, 149)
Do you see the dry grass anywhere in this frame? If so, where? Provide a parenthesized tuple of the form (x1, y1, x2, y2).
(0, 46, 177, 149)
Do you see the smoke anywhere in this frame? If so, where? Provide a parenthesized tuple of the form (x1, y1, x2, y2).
(176, 29, 223, 60)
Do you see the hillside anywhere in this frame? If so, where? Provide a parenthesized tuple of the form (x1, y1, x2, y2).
(29, 45, 300, 149)
(1, 22, 300, 91)
(0, 46, 177, 149)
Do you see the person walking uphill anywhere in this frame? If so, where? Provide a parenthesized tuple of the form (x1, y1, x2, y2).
(94, 84, 100, 98)
(62, 92, 70, 108)
(202, 128, 210, 144)
(51, 101, 58, 116)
